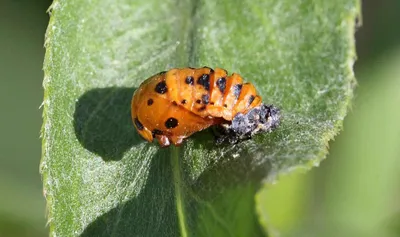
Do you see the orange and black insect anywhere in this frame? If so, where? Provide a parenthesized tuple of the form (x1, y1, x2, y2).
(131, 67, 279, 147)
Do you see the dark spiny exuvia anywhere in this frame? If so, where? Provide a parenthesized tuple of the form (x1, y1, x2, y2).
(215, 104, 280, 144)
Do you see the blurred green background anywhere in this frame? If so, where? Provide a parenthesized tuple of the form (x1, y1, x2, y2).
(0, 0, 399, 237)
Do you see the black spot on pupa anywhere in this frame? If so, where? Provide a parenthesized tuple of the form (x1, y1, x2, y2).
(165, 117, 179, 129)
(196, 99, 201, 104)
(216, 77, 226, 93)
(181, 99, 187, 105)
(201, 94, 209, 104)
(134, 118, 144, 130)
(210, 102, 214, 105)
(172, 101, 178, 106)
(152, 129, 163, 136)
(155, 81, 167, 94)
(197, 74, 210, 90)
(198, 106, 207, 112)
(223, 104, 228, 108)
(147, 99, 154, 106)
(233, 84, 243, 98)
(185, 76, 194, 85)
(248, 95, 255, 106)
(203, 66, 214, 73)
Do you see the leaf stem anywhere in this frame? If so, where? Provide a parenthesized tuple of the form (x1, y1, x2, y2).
(171, 146, 188, 237)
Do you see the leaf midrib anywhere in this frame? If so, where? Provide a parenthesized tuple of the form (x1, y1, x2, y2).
(172, 0, 201, 235)
(171, 146, 188, 237)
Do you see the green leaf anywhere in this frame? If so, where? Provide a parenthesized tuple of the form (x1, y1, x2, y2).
(256, 169, 312, 236)
(41, 0, 360, 236)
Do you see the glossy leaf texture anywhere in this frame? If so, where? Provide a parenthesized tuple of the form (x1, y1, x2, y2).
(41, 0, 360, 236)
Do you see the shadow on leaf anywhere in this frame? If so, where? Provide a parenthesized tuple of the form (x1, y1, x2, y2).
(74, 87, 144, 161)
(79, 141, 269, 237)
(80, 149, 180, 237)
